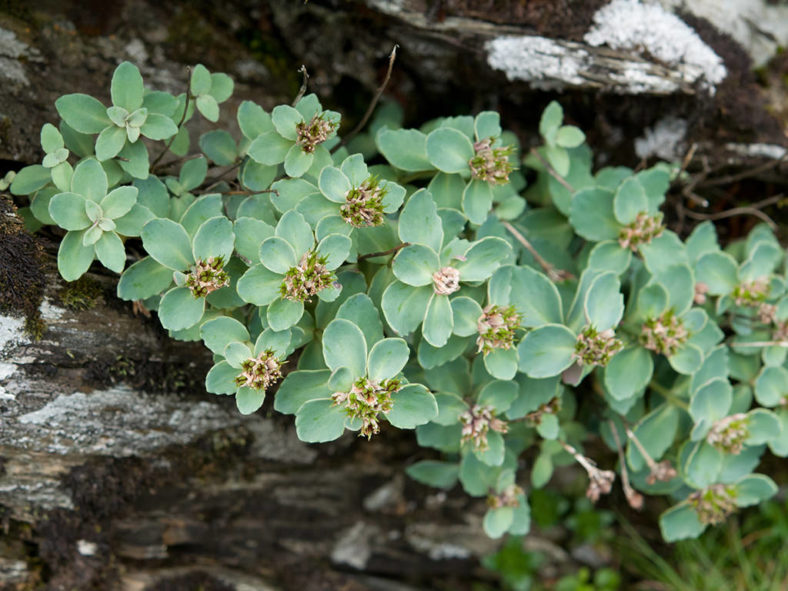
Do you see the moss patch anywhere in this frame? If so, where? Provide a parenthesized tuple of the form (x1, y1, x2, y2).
(0, 195, 46, 339)
(56, 275, 103, 311)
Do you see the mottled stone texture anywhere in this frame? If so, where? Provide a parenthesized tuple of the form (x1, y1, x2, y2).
(0, 1, 786, 588)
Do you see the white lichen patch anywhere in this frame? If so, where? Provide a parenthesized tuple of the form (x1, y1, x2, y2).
(330, 521, 378, 569)
(724, 143, 787, 160)
(585, 0, 726, 91)
(661, 0, 788, 67)
(485, 36, 587, 90)
(0, 27, 42, 86)
(14, 387, 245, 456)
(635, 116, 688, 160)
(0, 313, 27, 353)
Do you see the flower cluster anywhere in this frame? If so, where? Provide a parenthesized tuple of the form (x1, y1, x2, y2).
(469, 138, 514, 185)
(732, 278, 770, 307)
(640, 310, 689, 356)
(296, 113, 338, 153)
(574, 326, 623, 367)
(234, 349, 284, 392)
(618, 211, 665, 251)
(689, 484, 738, 525)
(185, 257, 230, 298)
(706, 413, 749, 454)
(476, 304, 521, 354)
(332, 377, 401, 439)
(340, 176, 387, 227)
(280, 250, 335, 302)
(459, 405, 508, 451)
(432, 266, 461, 295)
(487, 484, 525, 509)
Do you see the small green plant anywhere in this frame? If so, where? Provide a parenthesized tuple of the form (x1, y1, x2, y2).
(10, 60, 786, 543)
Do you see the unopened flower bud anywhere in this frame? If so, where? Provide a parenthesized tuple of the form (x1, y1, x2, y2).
(185, 256, 230, 298)
(574, 326, 623, 367)
(469, 138, 514, 185)
(618, 212, 664, 251)
(706, 413, 749, 454)
(332, 376, 400, 439)
(640, 310, 689, 357)
(476, 304, 521, 354)
(432, 266, 460, 295)
(234, 349, 284, 392)
(280, 250, 335, 303)
(689, 484, 738, 525)
(460, 404, 508, 451)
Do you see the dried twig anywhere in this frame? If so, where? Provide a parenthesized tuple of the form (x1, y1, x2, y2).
(151, 67, 192, 170)
(333, 45, 399, 153)
(529, 148, 575, 193)
(292, 65, 309, 106)
(357, 241, 409, 261)
(501, 221, 573, 281)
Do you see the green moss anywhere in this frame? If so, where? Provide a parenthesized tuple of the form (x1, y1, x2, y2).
(0, 195, 46, 340)
(57, 276, 103, 311)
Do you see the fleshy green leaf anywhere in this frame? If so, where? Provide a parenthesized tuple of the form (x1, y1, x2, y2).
(157, 286, 205, 331)
(55, 94, 110, 134)
(387, 384, 438, 428)
(323, 318, 367, 378)
(425, 127, 474, 174)
(518, 324, 577, 378)
(57, 230, 95, 281)
(295, 398, 347, 442)
(141, 218, 194, 271)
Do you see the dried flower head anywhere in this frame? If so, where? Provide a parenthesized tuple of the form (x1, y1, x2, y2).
(706, 413, 749, 454)
(487, 484, 524, 509)
(340, 176, 387, 228)
(586, 468, 616, 503)
(618, 211, 665, 251)
(332, 376, 401, 439)
(432, 266, 461, 295)
(646, 460, 678, 485)
(296, 113, 338, 153)
(640, 309, 689, 357)
(459, 404, 508, 451)
(689, 484, 738, 525)
(524, 397, 561, 426)
(574, 326, 623, 367)
(732, 278, 770, 307)
(234, 349, 283, 392)
(469, 138, 514, 185)
(280, 250, 335, 303)
(476, 304, 521, 354)
(185, 256, 230, 298)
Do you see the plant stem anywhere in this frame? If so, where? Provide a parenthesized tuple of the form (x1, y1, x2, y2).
(357, 241, 409, 261)
(151, 67, 192, 170)
(649, 380, 689, 410)
(529, 147, 576, 193)
(501, 221, 573, 281)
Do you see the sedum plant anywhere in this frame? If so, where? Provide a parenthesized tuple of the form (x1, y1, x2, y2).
(11, 60, 787, 543)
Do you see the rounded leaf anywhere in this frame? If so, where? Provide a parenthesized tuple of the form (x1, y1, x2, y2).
(295, 398, 347, 442)
(323, 318, 367, 378)
(392, 244, 440, 287)
(141, 218, 194, 271)
(49, 192, 91, 231)
(367, 338, 409, 381)
(518, 324, 577, 378)
(57, 230, 95, 281)
(111, 61, 144, 112)
(426, 127, 474, 174)
(236, 387, 265, 415)
(205, 360, 239, 395)
(387, 384, 438, 428)
(158, 286, 205, 331)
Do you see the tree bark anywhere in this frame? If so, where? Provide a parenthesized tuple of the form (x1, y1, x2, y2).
(1, 1, 786, 589)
